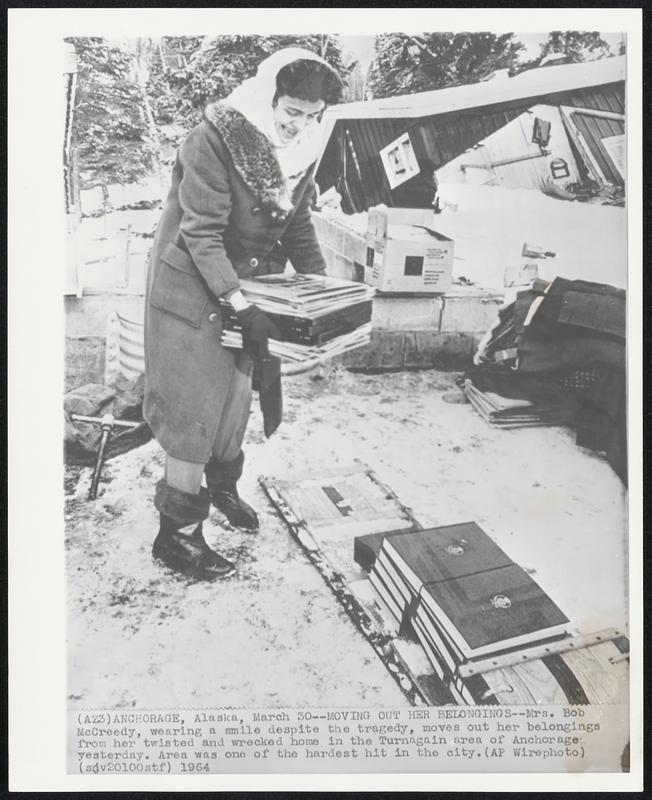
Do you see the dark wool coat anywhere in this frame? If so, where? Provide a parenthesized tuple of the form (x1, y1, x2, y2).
(143, 103, 327, 462)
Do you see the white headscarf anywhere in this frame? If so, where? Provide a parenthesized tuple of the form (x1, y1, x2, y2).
(222, 47, 334, 186)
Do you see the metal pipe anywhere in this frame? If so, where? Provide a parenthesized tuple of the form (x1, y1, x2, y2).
(460, 150, 548, 172)
(71, 413, 140, 429)
(87, 414, 114, 500)
(70, 413, 141, 499)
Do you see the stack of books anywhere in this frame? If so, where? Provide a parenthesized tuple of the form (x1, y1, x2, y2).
(220, 274, 375, 364)
(463, 379, 568, 428)
(356, 523, 570, 704)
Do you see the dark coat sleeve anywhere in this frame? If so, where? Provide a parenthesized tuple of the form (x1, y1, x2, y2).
(280, 171, 327, 275)
(177, 123, 241, 297)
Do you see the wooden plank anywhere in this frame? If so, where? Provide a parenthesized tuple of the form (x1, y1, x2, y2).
(561, 641, 629, 705)
(262, 467, 628, 708)
(510, 659, 569, 705)
(261, 479, 434, 706)
(479, 665, 538, 704)
(462, 637, 629, 706)
(458, 627, 626, 678)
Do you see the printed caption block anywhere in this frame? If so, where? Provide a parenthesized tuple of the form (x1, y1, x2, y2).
(69, 704, 629, 774)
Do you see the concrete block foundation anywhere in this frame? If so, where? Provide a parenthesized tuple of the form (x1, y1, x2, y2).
(65, 336, 106, 392)
(64, 214, 505, 388)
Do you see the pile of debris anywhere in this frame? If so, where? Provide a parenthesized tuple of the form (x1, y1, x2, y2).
(462, 276, 626, 484)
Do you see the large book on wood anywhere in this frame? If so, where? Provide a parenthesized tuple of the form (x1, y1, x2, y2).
(414, 598, 566, 670)
(411, 615, 451, 683)
(381, 521, 514, 593)
(353, 528, 420, 573)
(369, 566, 404, 625)
(418, 564, 569, 659)
(412, 609, 458, 676)
(371, 552, 414, 620)
(371, 521, 515, 641)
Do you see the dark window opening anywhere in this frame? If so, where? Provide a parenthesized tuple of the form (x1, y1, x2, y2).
(404, 255, 424, 276)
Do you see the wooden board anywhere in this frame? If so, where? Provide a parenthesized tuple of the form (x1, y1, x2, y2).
(261, 466, 629, 707)
(455, 638, 629, 706)
(260, 466, 454, 706)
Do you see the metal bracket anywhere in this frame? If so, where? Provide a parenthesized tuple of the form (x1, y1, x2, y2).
(457, 627, 628, 679)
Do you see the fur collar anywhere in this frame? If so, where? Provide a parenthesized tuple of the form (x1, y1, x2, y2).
(204, 102, 295, 220)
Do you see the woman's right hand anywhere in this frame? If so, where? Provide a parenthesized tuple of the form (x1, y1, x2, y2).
(235, 305, 280, 359)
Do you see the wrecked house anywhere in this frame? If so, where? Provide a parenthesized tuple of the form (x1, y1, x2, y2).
(315, 55, 625, 212)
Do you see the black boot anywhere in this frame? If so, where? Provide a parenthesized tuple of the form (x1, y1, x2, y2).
(152, 481, 235, 580)
(205, 451, 259, 531)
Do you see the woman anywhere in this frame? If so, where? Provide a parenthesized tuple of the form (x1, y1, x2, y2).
(144, 48, 343, 581)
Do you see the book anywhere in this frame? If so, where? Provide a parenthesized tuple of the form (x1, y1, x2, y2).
(374, 552, 413, 611)
(354, 531, 389, 573)
(236, 274, 375, 317)
(220, 274, 375, 364)
(368, 570, 403, 627)
(414, 605, 466, 674)
(221, 323, 372, 364)
(417, 598, 570, 671)
(411, 616, 451, 682)
(353, 528, 419, 573)
(221, 300, 373, 346)
(418, 564, 570, 659)
(377, 551, 413, 603)
(463, 380, 568, 429)
(413, 607, 459, 674)
(382, 522, 514, 595)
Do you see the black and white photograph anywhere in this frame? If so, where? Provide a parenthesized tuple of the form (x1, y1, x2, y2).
(9, 7, 643, 792)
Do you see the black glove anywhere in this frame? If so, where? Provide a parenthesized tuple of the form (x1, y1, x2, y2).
(235, 305, 280, 359)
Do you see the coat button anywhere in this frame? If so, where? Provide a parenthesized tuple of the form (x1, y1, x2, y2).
(208, 312, 219, 322)
(249, 257, 259, 268)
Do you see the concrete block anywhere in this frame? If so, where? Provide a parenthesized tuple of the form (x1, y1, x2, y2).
(427, 332, 476, 369)
(313, 212, 366, 262)
(440, 290, 503, 333)
(403, 330, 476, 369)
(336, 343, 370, 369)
(338, 330, 406, 369)
(346, 234, 366, 265)
(320, 243, 356, 282)
(312, 213, 346, 247)
(365, 331, 407, 369)
(402, 331, 441, 368)
(65, 294, 145, 337)
(371, 296, 443, 331)
(339, 330, 477, 371)
(65, 336, 106, 391)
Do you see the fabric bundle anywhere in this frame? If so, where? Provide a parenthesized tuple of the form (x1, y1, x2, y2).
(64, 374, 151, 466)
(464, 277, 627, 484)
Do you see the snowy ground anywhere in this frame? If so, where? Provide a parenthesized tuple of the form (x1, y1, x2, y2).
(65, 366, 628, 710)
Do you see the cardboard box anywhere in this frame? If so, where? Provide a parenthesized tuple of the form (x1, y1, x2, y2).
(365, 205, 454, 294)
